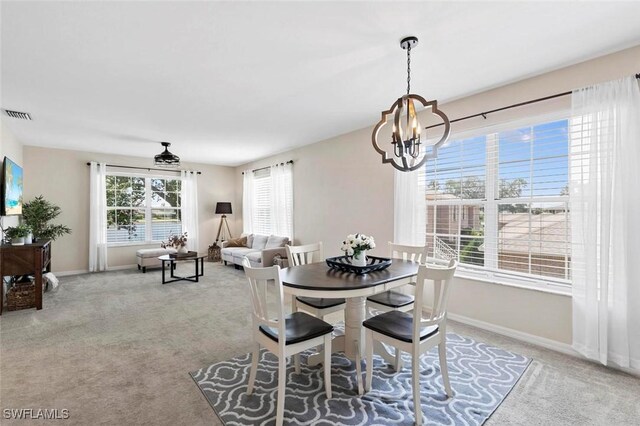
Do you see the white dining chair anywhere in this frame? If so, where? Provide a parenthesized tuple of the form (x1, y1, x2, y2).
(365, 242, 426, 370)
(287, 242, 346, 320)
(362, 259, 458, 426)
(242, 257, 333, 426)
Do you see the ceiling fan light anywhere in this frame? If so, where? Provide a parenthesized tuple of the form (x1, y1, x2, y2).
(154, 142, 180, 168)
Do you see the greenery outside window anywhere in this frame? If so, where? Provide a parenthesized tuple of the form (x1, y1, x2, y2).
(106, 174, 182, 244)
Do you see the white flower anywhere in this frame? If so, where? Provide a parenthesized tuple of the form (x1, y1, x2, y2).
(346, 248, 354, 256)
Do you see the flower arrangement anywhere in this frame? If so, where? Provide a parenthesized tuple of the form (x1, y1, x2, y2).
(161, 232, 188, 249)
(341, 233, 376, 257)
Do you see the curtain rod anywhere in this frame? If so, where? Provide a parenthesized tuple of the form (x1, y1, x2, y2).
(425, 72, 640, 130)
(85, 163, 201, 174)
(242, 160, 294, 175)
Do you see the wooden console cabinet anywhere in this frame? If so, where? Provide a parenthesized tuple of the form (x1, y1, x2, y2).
(0, 240, 52, 315)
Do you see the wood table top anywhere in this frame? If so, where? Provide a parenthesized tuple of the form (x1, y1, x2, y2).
(280, 259, 419, 291)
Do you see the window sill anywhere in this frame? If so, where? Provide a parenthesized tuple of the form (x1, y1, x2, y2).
(107, 241, 163, 248)
(454, 268, 572, 297)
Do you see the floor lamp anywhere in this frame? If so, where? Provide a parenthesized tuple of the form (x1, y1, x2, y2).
(214, 202, 233, 242)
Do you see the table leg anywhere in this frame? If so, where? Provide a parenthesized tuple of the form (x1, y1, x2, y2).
(195, 258, 199, 282)
(170, 261, 175, 278)
(162, 261, 166, 284)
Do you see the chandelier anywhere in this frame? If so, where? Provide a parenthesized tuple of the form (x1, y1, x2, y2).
(154, 142, 180, 168)
(372, 36, 451, 172)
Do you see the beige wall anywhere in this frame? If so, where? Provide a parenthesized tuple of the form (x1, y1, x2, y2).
(235, 45, 640, 345)
(0, 121, 24, 229)
(23, 146, 237, 273)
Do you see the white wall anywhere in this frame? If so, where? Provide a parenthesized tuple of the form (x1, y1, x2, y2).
(23, 146, 237, 273)
(0, 121, 24, 230)
(235, 45, 640, 345)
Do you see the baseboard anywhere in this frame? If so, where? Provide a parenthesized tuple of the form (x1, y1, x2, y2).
(446, 312, 577, 356)
(445, 311, 640, 377)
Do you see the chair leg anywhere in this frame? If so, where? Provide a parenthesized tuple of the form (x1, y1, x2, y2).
(394, 348, 403, 372)
(323, 334, 332, 399)
(439, 340, 454, 397)
(294, 354, 301, 374)
(291, 295, 297, 313)
(355, 340, 363, 395)
(246, 342, 260, 395)
(276, 355, 287, 426)
(412, 352, 423, 426)
(364, 330, 374, 392)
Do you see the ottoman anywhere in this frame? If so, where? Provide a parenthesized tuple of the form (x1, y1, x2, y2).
(136, 248, 177, 272)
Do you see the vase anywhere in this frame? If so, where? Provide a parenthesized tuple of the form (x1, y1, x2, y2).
(25, 233, 33, 244)
(177, 246, 188, 254)
(12, 237, 25, 246)
(352, 250, 367, 267)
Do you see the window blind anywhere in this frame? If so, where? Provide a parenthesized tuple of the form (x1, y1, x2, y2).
(422, 118, 572, 285)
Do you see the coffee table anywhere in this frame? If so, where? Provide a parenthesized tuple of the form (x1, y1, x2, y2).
(158, 253, 205, 284)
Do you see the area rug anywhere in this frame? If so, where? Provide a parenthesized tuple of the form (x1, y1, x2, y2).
(190, 333, 531, 425)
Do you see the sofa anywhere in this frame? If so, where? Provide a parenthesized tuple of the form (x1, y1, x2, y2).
(221, 234, 290, 268)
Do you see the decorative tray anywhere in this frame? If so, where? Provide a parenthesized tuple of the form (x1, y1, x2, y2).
(169, 251, 198, 259)
(325, 256, 392, 275)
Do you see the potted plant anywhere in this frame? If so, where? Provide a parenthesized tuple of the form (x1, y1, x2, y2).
(6, 224, 32, 245)
(341, 233, 376, 266)
(22, 195, 72, 241)
(161, 232, 188, 254)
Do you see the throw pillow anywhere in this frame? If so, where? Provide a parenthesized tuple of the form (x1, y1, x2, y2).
(225, 236, 247, 247)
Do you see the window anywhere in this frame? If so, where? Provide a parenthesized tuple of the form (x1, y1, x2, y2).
(423, 118, 570, 285)
(243, 164, 293, 238)
(106, 174, 182, 244)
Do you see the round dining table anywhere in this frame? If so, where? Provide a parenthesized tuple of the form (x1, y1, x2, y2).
(279, 259, 419, 363)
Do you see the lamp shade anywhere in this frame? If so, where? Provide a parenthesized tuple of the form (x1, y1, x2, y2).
(215, 202, 232, 215)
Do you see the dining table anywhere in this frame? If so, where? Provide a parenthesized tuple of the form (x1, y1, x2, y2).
(280, 258, 420, 365)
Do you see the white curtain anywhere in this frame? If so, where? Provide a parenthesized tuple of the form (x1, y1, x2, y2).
(270, 162, 294, 239)
(89, 162, 108, 271)
(242, 169, 255, 234)
(571, 76, 640, 370)
(180, 171, 199, 252)
(394, 168, 426, 246)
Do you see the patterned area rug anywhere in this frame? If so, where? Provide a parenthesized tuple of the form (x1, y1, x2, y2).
(190, 333, 530, 425)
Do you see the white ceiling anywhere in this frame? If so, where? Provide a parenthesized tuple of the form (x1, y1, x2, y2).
(2, 1, 639, 167)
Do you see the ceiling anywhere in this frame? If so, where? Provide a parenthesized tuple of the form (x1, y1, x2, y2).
(2, 1, 639, 167)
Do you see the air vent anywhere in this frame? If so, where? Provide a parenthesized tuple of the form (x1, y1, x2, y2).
(3, 109, 32, 120)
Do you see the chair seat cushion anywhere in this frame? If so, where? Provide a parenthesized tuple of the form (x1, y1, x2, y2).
(296, 297, 346, 309)
(259, 312, 333, 345)
(363, 310, 438, 343)
(367, 291, 414, 309)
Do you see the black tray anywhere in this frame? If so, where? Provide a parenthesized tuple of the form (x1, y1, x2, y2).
(169, 251, 198, 259)
(326, 255, 392, 275)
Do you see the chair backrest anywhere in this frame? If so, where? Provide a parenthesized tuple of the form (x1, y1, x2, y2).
(413, 259, 458, 338)
(286, 242, 324, 266)
(242, 257, 286, 344)
(388, 242, 427, 263)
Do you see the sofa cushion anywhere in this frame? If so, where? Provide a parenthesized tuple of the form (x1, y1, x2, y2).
(243, 233, 255, 249)
(265, 235, 289, 249)
(221, 247, 254, 257)
(225, 236, 247, 247)
(251, 234, 269, 250)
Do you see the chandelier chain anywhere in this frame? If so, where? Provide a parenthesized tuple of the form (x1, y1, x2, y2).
(406, 45, 411, 95)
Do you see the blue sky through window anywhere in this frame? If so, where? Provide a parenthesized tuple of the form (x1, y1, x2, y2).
(425, 119, 569, 198)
